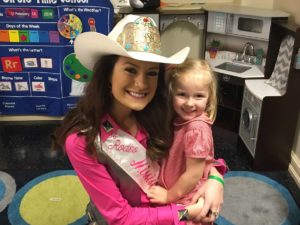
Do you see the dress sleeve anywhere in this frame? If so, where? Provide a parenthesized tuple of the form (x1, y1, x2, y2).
(183, 121, 213, 158)
(65, 132, 185, 225)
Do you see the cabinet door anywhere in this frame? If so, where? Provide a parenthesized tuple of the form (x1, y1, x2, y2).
(216, 73, 244, 132)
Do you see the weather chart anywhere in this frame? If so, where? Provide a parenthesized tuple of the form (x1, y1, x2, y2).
(0, 0, 113, 116)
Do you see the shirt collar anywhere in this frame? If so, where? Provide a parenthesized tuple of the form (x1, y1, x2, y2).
(173, 113, 213, 127)
(100, 114, 148, 143)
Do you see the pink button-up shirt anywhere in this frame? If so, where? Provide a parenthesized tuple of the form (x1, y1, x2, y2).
(65, 114, 185, 225)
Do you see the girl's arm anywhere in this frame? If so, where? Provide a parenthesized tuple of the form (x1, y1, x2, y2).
(66, 132, 187, 225)
(148, 157, 205, 204)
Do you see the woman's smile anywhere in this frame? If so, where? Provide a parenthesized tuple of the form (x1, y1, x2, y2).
(127, 90, 148, 98)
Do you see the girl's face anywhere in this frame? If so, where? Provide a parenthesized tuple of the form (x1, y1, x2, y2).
(172, 71, 210, 121)
(110, 56, 159, 113)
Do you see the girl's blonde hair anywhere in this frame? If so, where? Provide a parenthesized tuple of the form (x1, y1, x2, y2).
(168, 58, 218, 122)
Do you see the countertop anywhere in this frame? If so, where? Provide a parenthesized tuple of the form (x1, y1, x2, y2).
(125, 3, 289, 18)
(203, 3, 289, 18)
(205, 51, 265, 79)
(245, 79, 282, 100)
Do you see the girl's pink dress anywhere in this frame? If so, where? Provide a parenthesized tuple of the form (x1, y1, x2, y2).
(159, 114, 215, 225)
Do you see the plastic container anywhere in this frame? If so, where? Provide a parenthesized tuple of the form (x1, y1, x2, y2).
(256, 48, 264, 65)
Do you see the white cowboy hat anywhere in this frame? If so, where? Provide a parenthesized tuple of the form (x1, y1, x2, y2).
(74, 14, 190, 71)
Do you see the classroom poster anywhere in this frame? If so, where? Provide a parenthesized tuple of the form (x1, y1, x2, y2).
(0, 0, 113, 116)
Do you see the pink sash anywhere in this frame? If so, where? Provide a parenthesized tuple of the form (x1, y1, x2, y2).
(94, 129, 160, 193)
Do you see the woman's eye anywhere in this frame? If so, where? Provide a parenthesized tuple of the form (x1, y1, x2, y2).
(125, 67, 136, 74)
(147, 71, 159, 77)
(176, 92, 185, 97)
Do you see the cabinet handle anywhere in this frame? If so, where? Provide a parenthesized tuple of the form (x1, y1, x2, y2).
(222, 74, 230, 82)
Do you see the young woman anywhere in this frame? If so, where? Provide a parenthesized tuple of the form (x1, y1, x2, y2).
(52, 15, 226, 224)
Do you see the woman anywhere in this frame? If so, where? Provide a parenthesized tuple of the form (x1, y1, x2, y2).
(52, 15, 226, 224)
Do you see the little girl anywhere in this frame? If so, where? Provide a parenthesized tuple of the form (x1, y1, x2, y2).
(147, 59, 222, 224)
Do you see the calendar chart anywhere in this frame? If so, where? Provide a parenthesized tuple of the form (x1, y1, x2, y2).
(0, 0, 113, 116)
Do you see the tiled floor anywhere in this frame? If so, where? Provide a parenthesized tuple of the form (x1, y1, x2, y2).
(0, 121, 299, 225)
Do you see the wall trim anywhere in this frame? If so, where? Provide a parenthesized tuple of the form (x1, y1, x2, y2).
(288, 151, 300, 188)
(0, 116, 63, 121)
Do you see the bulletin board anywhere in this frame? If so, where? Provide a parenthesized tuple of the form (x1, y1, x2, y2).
(0, 0, 113, 116)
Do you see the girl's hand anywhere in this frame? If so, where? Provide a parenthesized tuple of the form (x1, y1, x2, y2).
(147, 185, 168, 204)
(191, 174, 224, 222)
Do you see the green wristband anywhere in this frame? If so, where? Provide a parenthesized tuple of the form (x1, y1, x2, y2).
(208, 175, 224, 186)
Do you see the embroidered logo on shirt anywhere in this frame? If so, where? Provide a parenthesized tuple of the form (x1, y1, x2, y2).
(102, 120, 113, 133)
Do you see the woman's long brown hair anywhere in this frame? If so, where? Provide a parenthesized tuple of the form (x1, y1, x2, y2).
(52, 55, 172, 161)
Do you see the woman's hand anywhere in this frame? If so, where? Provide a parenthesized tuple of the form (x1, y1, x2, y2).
(191, 168, 224, 223)
(185, 197, 204, 219)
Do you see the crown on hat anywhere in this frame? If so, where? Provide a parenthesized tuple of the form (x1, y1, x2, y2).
(116, 17, 162, 55)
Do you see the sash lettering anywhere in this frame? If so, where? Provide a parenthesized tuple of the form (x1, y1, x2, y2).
(95, 129, 159, 193)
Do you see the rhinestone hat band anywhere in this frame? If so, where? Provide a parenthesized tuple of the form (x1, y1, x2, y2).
(117, 17, 162, 55)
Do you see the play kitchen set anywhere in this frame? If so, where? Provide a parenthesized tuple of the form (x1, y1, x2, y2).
(121, 4, 300, 170)
(205, 10, 285, 132)
(237, 22, 300, 170)
(203, 9, 300, 170)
